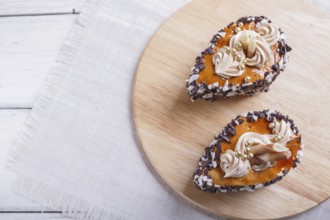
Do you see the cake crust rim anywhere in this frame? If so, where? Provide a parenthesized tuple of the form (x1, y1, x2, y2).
(186, 16, 292, 101)
(193, 109, 303, 193)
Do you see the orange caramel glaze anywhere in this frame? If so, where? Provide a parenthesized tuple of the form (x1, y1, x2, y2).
(208, 118, 301, 186)
(196, 23, 280, 87)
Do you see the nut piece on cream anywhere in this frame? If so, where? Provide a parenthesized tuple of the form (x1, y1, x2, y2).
(212, 19, 280, 79)
(229, 30, 271, 68)
(220, 120, 296, 178)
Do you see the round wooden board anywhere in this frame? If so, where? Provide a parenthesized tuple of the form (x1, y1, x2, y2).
(133, 0, 330, 219)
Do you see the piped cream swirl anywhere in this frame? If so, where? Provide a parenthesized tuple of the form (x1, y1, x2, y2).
(220, 120, 296, 178)
(234, 132, 290, 172)
(220, 150, 250, 178)
(229, 30, 271, 68)
(212, 19, 282, 79)
(265, 120, 296, 145)
(212, 48, 244, 78)
(256, 20, 280, 46)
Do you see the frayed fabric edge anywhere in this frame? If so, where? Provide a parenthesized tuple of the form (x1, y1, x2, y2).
(5, 0, 115, 219)
(6, 0, 100, 172)
(14, 175, 120, 220)
(6, 0, 101, 173)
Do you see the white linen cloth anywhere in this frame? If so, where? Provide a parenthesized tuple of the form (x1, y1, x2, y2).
(7, 0, 217, 219)
(6, 0, 329, 219)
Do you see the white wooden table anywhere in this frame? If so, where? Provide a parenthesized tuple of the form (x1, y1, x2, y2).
(0, 0, 329, 219)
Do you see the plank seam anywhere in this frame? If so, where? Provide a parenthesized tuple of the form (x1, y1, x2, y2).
(0, 10, 80, 18)
(0, 211, 61, 213)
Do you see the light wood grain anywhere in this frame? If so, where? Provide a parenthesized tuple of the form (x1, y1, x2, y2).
(0, 0, 84, 16)
(0, 15, 77, 108)
(133, 0, 330, 219)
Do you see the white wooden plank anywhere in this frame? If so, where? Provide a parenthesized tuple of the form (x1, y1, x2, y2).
(0, 0, 84, 16)
(0, 15, 77, 108)
(0, 213, 70, 220)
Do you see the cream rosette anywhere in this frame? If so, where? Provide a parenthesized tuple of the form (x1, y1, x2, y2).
(220, 150, 250, 178)
(212, 48, 244, 79)
(256, 20, 280, 46)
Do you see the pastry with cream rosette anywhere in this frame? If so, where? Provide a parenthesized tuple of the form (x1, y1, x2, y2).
(193, 110, 303, 192)
(186, 16, 291, 101)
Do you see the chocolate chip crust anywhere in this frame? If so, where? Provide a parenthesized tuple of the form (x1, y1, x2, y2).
(186, 16, 292, 101)
(193, 110, 303, 193)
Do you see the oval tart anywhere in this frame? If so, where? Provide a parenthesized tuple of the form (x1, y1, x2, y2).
(186, 16, 292, 101)
(193, 110, 303, 192)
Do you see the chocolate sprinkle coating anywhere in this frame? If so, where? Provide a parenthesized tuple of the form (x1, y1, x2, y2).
(186, 16, 291, 101)
(193, 110, 304, 193)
